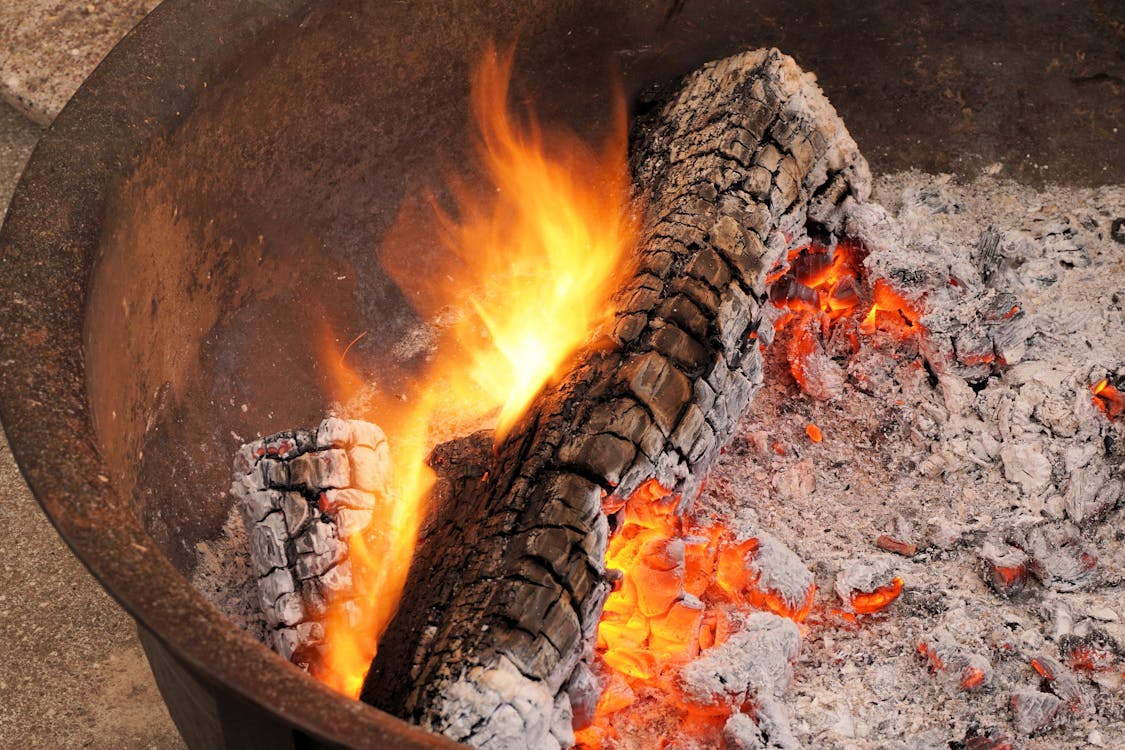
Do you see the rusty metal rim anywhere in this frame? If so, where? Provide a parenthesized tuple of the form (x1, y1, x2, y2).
(0, 0, 458, 746)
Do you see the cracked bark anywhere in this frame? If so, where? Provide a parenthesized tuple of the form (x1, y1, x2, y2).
(361, 48, 872, 749)
(230, 417, 392, 664)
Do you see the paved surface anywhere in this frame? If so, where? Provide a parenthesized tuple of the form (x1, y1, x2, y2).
(0, 0, 158, 124)
(0, 101, 183, 749)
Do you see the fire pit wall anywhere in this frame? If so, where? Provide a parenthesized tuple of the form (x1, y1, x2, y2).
(80, 0, 699, 575)
(362, 49, 873, 749)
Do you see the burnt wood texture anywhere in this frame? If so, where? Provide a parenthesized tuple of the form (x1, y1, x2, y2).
(362, 49, 871, 749)
(231, 419, 393, 665)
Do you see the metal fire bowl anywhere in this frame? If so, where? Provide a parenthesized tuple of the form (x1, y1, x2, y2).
(0, 0, 1117, 746)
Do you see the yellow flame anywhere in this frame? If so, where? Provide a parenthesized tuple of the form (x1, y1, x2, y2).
(315, 44, 637, 697)
(439, 44, 638, 437)
(316, 391, 437, 697)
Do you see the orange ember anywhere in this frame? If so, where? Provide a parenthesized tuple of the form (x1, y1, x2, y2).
(994, 563, 1027, 588)
(960, 666, 987, 690)
(847, 577, 904, 614)
(574, 240, 921, 748)
(576, 480, 815, 748)
(917, 641, 944, 671)
(1092, 378, 1124, 421)
(1029, 656, 1056, 681)
(1064, 643, 1118, 672)
(768, 241, 923, 397)
(315, 45, 637, 696)
(770, 241, 864, 326)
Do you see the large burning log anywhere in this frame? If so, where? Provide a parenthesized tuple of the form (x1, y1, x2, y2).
(360, 48, 871, 748)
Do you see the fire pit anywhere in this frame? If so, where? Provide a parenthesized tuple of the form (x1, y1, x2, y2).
(0, 1, 1121, 748)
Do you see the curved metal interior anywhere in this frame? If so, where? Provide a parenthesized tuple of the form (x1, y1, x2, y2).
(0, 0, 1118, 746)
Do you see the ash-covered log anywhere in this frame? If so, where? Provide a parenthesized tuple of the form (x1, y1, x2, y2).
(360, 48, 871, 749)
(230, 417, 391, 664)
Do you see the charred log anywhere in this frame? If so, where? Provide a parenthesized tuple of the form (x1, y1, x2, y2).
(361, 48, 871, 749)
(230, 418, 392, 664)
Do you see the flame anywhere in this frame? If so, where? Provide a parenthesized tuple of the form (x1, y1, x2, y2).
(860, 304, 878, 333)
(864, 280, 923, 334)
(407, 44, 637, 439)
(314, 45, 637, 696)
(577, 480, 815, 748)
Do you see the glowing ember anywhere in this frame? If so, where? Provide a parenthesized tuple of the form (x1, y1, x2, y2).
(1092, 378, 1124, 420)
(960, 665, 988, 690)
(315, 45, 637, 696)
(768, 240, 923, 398)
(917, 632, 994, 693)
(570, 231, 927, 744)
(1030, 656, 1057, 680)
(576, 480, 815, 748)
(917, 641, 945, 670)
(1061, 639, 1119, 672)
(847, 577, 904, 614)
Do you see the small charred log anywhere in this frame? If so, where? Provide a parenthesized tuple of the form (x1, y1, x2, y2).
(230, 418, 392, 664)
(361, 48, 871, 748)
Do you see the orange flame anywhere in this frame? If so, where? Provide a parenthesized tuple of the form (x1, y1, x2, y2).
(862, 280, 923, 335)
(420, 44, 637, 438)
(315, 45, 637, 696)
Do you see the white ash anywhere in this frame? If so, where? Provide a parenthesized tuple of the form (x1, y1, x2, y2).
(722, 713, 769, 750)
(681, 612, 802, 701)
(244, 417, 390, 662)
(436, 655, 568, 750)
(681, 613, 803, 750)
(691, 172, 1124, 749)
(1010, 689, 1065, 736)
(749, 532, 816, 613)
(193, 417, 391, 666)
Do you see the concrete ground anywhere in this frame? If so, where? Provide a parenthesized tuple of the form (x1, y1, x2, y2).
(1, 2, 182, 745)
(0, 101, 184, 749)
(0, 0, 158, 124)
